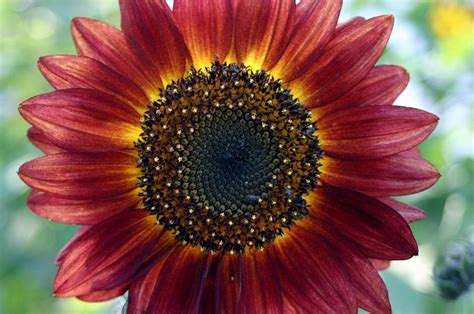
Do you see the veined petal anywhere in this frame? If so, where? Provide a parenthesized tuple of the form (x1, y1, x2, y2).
(174, 0, 233, 69)
(268, 230, 356, 313)
(77, 282, 130, 302)
(234, 0, 295, 70)
(38, 55, 149, 113)
(292, 15, 394, 107)
(19, 89, 141, 152)
(298, 220, 392, 313)
(129, 246, 210, 313)
(28, 190, 140, 225)
(370, 259, 391, 271)
(379, 197, 427, 223)
(272, 0, 341, 81)
(128, 248, 172, 314)
(238, 251, 283, 313)
(71, 17, 161, 100)
(19, 152, 139, 200)
(367, 196, 426, 276)
(215, 254, 242, 314)
(27, 127, 64, 154)
(307, 186, 418, 260)
(119, 0, 189, 85)
(55, 226, 91, 266)
(320, 152, 440, 197)
(199, 257, 220, 314)
(317, 105, 439, 160)
(313, 65, 409, 117)
(53, 210, 164, 297)
(334, 16, 366, 32)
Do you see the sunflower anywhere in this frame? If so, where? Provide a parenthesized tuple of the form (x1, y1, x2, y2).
(18, 0, 440, 313)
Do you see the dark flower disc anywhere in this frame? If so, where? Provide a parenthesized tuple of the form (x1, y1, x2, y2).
(136, 61, 322, 254)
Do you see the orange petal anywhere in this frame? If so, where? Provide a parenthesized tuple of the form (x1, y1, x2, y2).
(38, 55, 149, 113)
(174, 0, 233, 69)
(234, 0, 295, 70)
(19, 89, 141, 152)
(272, 0, 341, 81)
(317, 105, 439, 160)
(119, 0, 189, 85)
(19, 152, 139, 200)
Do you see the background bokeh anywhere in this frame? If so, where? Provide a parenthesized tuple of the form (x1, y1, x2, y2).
(1, 0, 473, 313)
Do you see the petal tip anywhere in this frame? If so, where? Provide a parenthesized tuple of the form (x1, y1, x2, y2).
(381, 14, 395, 26)
(70, 16, 96, 33)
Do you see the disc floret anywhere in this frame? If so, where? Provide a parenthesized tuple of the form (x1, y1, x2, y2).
(136, 62, 322, 254)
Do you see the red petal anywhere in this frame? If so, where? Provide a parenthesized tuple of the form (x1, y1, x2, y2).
(307, 186, 418, 260)
(313, 65, 409, 117)
(335, 16, 366, 33)
(128, 246, 210, 313)
(272, 0, 341, 81)
(234, 0, 295, 70)
(215, 254, 242, 314)
(379, 197, 427, 223)
(174, 0, 233, 69)
(127, 247, 172, 314)
(55, 225, 91, 266)
(19, 152, 139, 200)
(77, 282, 129, 302)
(238, 251, 283, 313)
(399, 147, 423, 158)
(198, 257, 220, 314)
(268, 231, 356, 313)
(19, 89, 141, 152)
(71, 17, 161, 99)
(292, 16, 393, 107)
(53, 210, 163, 297)
(38, 55, 149, 112)
(299, 220, 392, 313)
(320, 153, 440, 197)
(370, 259, 391, 271)
(119, 0, 189, 85)
(27, 127, 64, 154)
(28, 189, 140, 224)
(318, 105, 439, 160)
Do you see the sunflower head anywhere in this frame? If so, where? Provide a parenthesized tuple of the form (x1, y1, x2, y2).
(18, 0, 440, 313)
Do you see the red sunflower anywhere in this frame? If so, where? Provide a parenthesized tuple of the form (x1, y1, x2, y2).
(18, 0, 440, 313)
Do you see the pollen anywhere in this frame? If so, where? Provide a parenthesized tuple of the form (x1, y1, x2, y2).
(136, 61, 322, 254)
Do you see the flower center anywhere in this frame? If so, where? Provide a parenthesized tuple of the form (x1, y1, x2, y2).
(136, 62, 322, 254)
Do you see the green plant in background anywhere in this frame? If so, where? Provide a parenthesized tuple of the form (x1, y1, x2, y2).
(434, 235, 474, 301)
(0, 0, 473, 313)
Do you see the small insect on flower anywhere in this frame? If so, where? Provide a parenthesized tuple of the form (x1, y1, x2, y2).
(18, 0, 440, 313)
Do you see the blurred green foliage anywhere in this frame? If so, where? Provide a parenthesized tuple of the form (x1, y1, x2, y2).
(0, 0, 473, 313)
